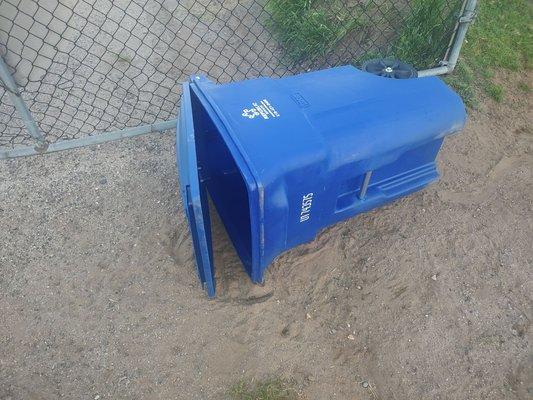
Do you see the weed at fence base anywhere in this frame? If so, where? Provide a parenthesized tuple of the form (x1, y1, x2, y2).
(229, 377, 299, 400)
(265, 0, 367, 64)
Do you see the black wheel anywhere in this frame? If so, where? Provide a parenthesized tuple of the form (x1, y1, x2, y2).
(361, 58, 418, 79)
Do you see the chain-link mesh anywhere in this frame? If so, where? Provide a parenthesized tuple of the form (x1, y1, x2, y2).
(0, 0, 464, 150)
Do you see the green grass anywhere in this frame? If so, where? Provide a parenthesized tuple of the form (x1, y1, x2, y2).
(445, 0, 533, 105)
(266, 0, 367, 63)
(394, 0, 463, 69)
(229, 378, 298, 400)
(444, 61, 477, 106)
(518, 81, 530, 93)
(485, 82, 504, 102)
(266, 0, 463, 68)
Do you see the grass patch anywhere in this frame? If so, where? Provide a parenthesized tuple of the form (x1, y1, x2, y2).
(486, 82, 504, 102)
(445, 61, 477, 106)
(266, 0, 368, 63)
(445, 0, 533, 105)
(229, 378, 298, 400)
(517, 81, 530, 93)
(394, 0, 463, 69)
(266, 0, 463, 69)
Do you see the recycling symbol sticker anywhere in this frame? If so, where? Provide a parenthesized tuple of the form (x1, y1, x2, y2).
(242, 108, 260, 119)
(241, 99, 280, 121)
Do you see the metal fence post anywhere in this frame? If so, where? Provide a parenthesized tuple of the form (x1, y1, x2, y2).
(0, 55, 48, 152)
(446, 0, 478, 70)
(418, 0, 478, 77)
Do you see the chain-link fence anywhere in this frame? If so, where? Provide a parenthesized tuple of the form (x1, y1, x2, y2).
(0, 0, 472, 158)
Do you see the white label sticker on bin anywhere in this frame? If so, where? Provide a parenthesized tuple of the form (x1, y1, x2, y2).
(299, 193, 314, 223)
(242, 99, 280, 120)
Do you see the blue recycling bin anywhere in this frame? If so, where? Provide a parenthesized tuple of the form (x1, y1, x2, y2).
(177, 66, 466, 297)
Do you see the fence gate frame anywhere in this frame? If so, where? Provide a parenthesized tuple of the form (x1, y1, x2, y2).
(0, 0, 477, 160)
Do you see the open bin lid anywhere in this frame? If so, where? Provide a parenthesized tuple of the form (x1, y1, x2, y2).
(177, 82, 215, 297)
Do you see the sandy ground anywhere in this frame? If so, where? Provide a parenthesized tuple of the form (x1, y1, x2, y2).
(1, 71, 532, 400)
